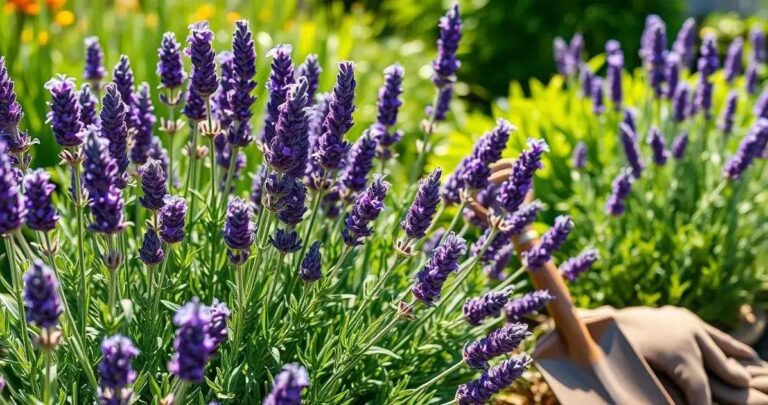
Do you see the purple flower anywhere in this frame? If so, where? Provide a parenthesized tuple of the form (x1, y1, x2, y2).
(266, 78, 310, 175)
(84, 37, 106, 83)
(724, 37, 744, 83)
(411, 232, 466, 306)
(429, 84, 454, 122)
(569, 33, 584, 65)
(694, 77, 714, 119)
(372, 124, 402, 161)
(262, 44, 295, 146)
(673, 83, 691, 122)
(186, 22, 218, 98)
(45, 75, 83, 147)
(183, 86, 206, 122)
(496, 139, 548, 213)
(130, 83, 157, 165)
(505, 200, 544, 236)
(642, 17, 667, 98)
(664, 52, 680, 99)
(23, 260, 62, 328)
(752, 24, 766, 63)
(23, 169, 59, 232)
(139, 159, 167, 211)
(463, 322, 530, 369)
(724, 118, 768, 180)
(88, 187, 126, 235)
(580, 67, 593, 99)
(561, 249, 599, 281)
(263, 363, 310, 405)
(619, 123, 644, 178)
(339, 130, 377, 193)
(0, 58, 22, 138)
(78, 84, 99, 127)
(672, 131, 689, 159)
(99, 335, 139, 389)
(483, 244, 513, 280)
(606, 168, 634, 216)
(297, 54, 322, 104)
(83, 127, 117, 198)
(342, 175, 389, 246)
(299, 241, 322, 282)
(139, 228, 164, 265)
(463, 289, 510, 326)
(168, 299, 214, 383)
(456, 355, 531, 405)
(159, 195, 187, 244)
(553, 37, 572, 76)
(648, 126, 669, 166)
(231, 20, 257, 123)
(523, 215, 573, 270)
(100, 84, 130, 187)
(755, 88, 768, 119)
(591, 76, 605, 115)
(317, 62, 356, 170)
(377, 64, 404, 128)
(572, 141, 587, 169)
(699, 35, 720, 78)
(432, 3, 462, 85)
(269, 228, 302, 253)
(719, 91, 738, 135)
(504, 290, 553, 321)
(250, 165, 266, 213)
(223, 197, 255, 259)
(205, 300, 230, 351)
(402, 168, 442, 240)
(673, 18, 697, 68)
(747, 62, 759, 95)
(276, 178, 307, 226)
(606, 42, 623, 109)
(157, 32, 186, 90)
(112, 55, 136, 111)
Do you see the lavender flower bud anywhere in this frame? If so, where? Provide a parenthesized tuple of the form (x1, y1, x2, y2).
(648, 126, 669, 166)
(570, 33, 584, 65)
(100, 84, 130, 186)
(84, 37, 106, 83)
(463, 289, 510, 326)
(130, 83, 157, 165)
(263, 363, 310, 405)
(250, 166, 266, 213)
(463, 323, 530, 369)
(89, 187, 126, 235)
(496, 139, 548, 213)
(402, 168, 442, 240)
(411, 232, 466, 306)
(83, 127, 117, 199)
(183, 86, 206, 122)
(138, 159, 167, 210)
(45, 75, 83, 147)
(339, 130, 377, 193)
(223, 197, 255, 258)
(606, 168, 634, 216)
(231, 20, 257, 123)
(0, 58, 22, 139)
(505, 290, 553, 321)
(591, 76, 605, 115)
(377, 64, 404, 130)
(752, 24, 766, 63)
(553, 37, 572, 76)
(262, 44, 296, 146)
(23, 260, 62, 328)
(78, 84, 99, 127)
(266, 78, 310, 174)
(606, 44, 623, 109)
(159, 195, 187, 244)
(269, 228, 302, 253)
(168, 299, 214, 383)
(505, 200, 544, 236)
(747, 62, 759, 95)
(157, 32, 186, 90)
(99, 335, 139, 389)
(456, 355, 531, 405)
(139, 228, 164, 265)
(572, 141, 587, 169)
(317, 62, 355, 170)
(642, 17, 667, 98)
(580, 67, 593, 99)
(673, 18, 697, 68)
(699, 35, 719, 78)
(112, 56, 136, 111)
(523, 215, 573, 269)
(276, 178, 307, 226)
(483, 244, 512, 280)
(673, 83, 691, 122)
(664, 52, 680, 99)
(213, 54, 235, 131)
(694, 78, 713, 119)
(724, 37, 744, 83)
(186, 22, 218, 98)
(724, 118, 768, 180)
(430, 84, 453, 122)
(299, 241, 322, 282)
(432, 3, 462, 85)
(719, 91, 738, 135)
(561, 249, 599, 281)
(205, 300, 230, 350)
(342, 175, 389, 246)
(619, 123, 644, 178)
(297, 54, 322, 104)
(23, 169, 59, 232)
(672, 131, 689, 159)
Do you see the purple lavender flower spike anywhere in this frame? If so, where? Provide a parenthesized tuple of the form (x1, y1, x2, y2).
(606, 41, 623, 109)
(157, 32, 186, 90)
(580, 67, 593, 99)
(694, 78, 713, 119)
(724, 37, 744, 83)
(561, 249, 599, 281)
(724, 119, 768, 180)
(463, 322, 531, 369)
(672, 83, 690, 123)
(372, 124, 402, 162)
(231, 20, 257, 123)
(402, 168, 442, 240)
(263, 363, 310, 405)
(606, 168, 634, 216)
(463, 289, 511, 326)
(317, 62, 356, 170)
(340, 130, 377, 193)
(496, 138, 548, 214)
(648, 126, 669, 166)
(411, 231, 466, 306)
(297, 54, 322, 104)
(112, 55, 136, 110)
(99, 335, 139, 389)
(131, 83, 157, 165)
(262, 44, 295, 146)
(300, 241, 322, 282)
(45, 75, 83, 147)
(186, 22, 218, 98)
(755, 88, 768, 119)
(377, 64, 404, 128)
(100, 84, 130, 187)
(168, 298, 214, 383)
(641, 17, 667, 98)
(591, 76, 605, 115)
(432, 3, 462, 86)
(553, 37, 571, 76)
(23, 169, 59, 232)
(205, 299, 230, 351)
(89, 187, 126, 235)
(82, 127, 117, 198)
(159, 195, 187, 244)
(523, 215, 573, 270)
(752, 24, 766, 63)
(342, 175, 389, 246)
(78, 84, 99, 127)
(223, 197, 255, 262)
(572, 141, 587, 169)
(505, 290, 554, 321)
(266, 77, 310, 174)
(569, 33, 584, 65)
(430, 84, 454, 121)
(505, 200, 544, 236)
(619, 123, 644, 178)
(269, 228, 302, 253)
(483, 244, 513, 280)
(456, 355, 531, 405)
(746, 62, 759, 95)
(719, 91, 738, 135)
(250, 166, 266, 213)
(139, 228, 164, 265)
(276, 177, 308, 227)
(23, 260, 62, 328)
(0, 58, 22, 138)
(673, 18, 697, 68)
(664, 52, 680, 100)
(640, 15, 663, 60)
(699, 34, 720, 78)
(84, 37, 106, 83)
(139, 159, 167, 211)
(213, 56, 236, 131)
(183, 86, 206, 122)
(672, 131, 689, 159)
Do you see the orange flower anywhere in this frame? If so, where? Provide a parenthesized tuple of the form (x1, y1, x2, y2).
(6, 0, 65, 15)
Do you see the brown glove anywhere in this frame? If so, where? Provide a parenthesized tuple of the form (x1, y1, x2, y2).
(581, 306, 768, 405)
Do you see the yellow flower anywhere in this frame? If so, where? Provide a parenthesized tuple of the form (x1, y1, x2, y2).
(226, 11, 241, 24)
(37, 30, 48, 45)
(146, 12, 158, 29)
(21, 27, 32, 43)
(191, 4, 214, 22)
(54, 9, 74, 26)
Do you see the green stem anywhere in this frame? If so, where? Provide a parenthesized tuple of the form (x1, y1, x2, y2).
(442, 200, 467, 243)
(5, 236, 32, 361)
(228, 264, 245, 365)
(71, 162, 88, 337)
(167, 91, 176, 191)
(412, 360, 464, 394)
(43, 345, 51, 404)
(348, 254, 407, 328)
